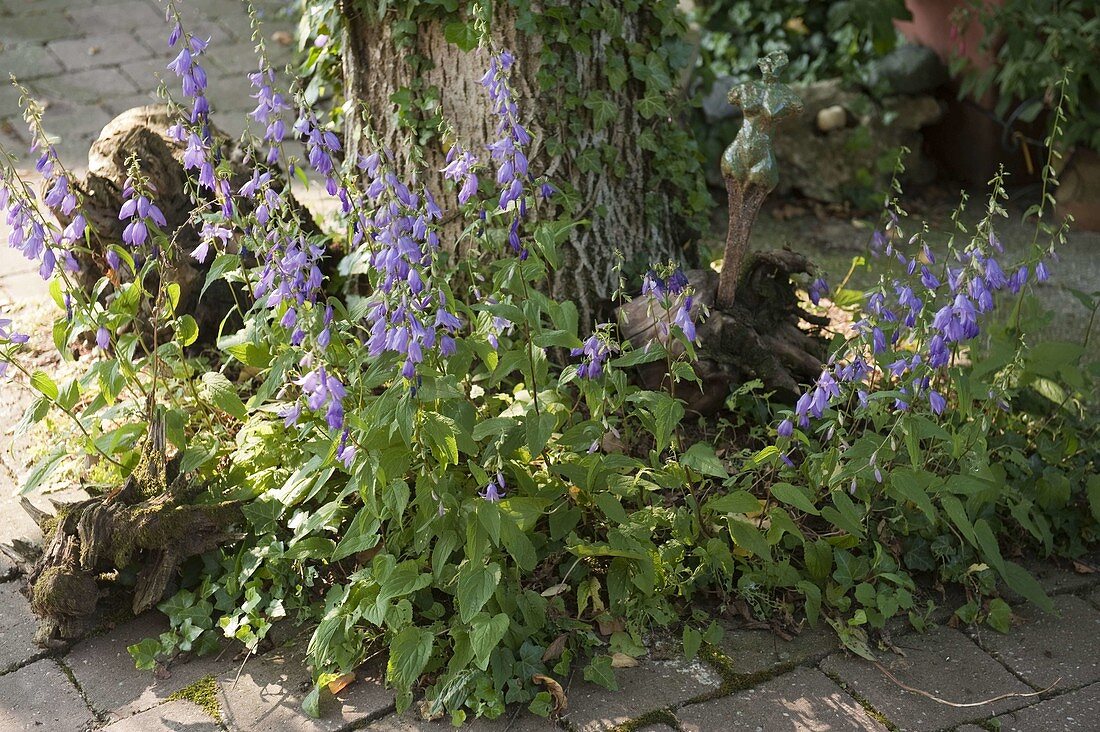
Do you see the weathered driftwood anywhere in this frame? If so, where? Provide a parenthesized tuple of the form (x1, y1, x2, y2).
(22, 415, 240, 649)
(47, 105, 319, 345)
(618, 53, 826, 415)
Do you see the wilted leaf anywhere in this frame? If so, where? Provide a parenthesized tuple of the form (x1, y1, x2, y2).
(326, 672, 356, 695)
(610, 652, 638, 668)
(532, 674, 567, 712)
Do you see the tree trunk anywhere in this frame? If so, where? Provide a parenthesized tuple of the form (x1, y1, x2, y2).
(341, 1, 698, 324)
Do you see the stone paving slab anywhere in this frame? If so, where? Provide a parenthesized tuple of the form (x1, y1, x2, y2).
(99, 699, 221, 731)
(47, 31, 158, 72)
(675, 666, 887, 732)
(561, 658, 721, 732)
(717, 621, 839, 676)
(217, 639, 394, 732)
(970, 594, 1100, 690)
(820, 626, 1034, 731)
(985, 682, 1100, 731)
(0, 581, 40, 673)
(66, 611, 236, 721)
(0, 658, 95, 731)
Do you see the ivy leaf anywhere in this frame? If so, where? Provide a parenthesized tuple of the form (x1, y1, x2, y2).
(469, 612, 510, 670)
(127, 638, 162, 671)
(199, 372, 248, 421)
(582, 654, 618, 690)
(443, 21, 479, 51)
(457, 563, 501, 624)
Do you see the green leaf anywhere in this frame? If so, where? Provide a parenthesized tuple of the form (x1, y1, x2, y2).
(939, 495, 977, 548)
(769, 483, 820, 516)
(1086, 475, 1100, 523)
(704, 490, 760, 515)
(682, 626, 702, 660)
(175, 315, 199, 347)
(443, 20, 479, 51)
(973, 519, 1006, 576)
(526, 411, 556, 456)
(594, 493, 629, 525)
(889, 469, 937, 521)
(986, 598, 1012, 633)
(332, 507, 381, 561)
(681, 443, 728, 479)
(422, 413, 460, 467)
(226, 343, 272, 368)
(127, 638, 162, 671)
(387, 626, 434, 690)
(797, 580, 822, 625)
(199, 372, 248, 421)
(21, 447, 67, 495)
(469, 612, 510, 670)
(302, 685, 322, 718)
(1002, 561, 1053, 613)
(202, 253, 241, 298)
(30, 370, 58, 400)
(822, 491, 865, 538)
(457, 563, 500, 624)
(728, 518, 772, 559)
(583, 654, 618, 690)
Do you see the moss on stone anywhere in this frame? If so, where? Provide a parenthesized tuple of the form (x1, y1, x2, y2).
(615, 708, 679, 731)
(167, 674, 220, 721)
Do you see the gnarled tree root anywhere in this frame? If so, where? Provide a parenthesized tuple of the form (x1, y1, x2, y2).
(619, 250, 827, 416)
(21, 419, 240, 649)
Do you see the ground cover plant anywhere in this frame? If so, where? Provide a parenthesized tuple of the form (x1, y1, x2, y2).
(1, 1, 1098, 726)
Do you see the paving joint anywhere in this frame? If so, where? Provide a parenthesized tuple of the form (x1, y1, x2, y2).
(56, 655, 110, 725)
(817, 666, 900, 731)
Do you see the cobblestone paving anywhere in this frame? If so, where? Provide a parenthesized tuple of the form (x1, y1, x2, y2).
(3, 1, 1100, 731)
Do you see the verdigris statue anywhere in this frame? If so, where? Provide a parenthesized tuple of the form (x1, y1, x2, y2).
(717, 51, 803, 310)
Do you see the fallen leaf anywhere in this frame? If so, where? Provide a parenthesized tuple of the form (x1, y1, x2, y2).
(610, 652, 638, 668)
(327, 672, 355, 695)
(542, 634, 568, 662)
(596, 616, 625, 636)
(271, 30, 293, 46)
(153, 662, 172, 680)
(532, 674, 567, 712)
(541, 583, 568, 597)
(1072, 560, 1096, 574)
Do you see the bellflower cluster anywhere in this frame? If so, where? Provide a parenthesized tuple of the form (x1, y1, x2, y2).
(254, 234, 325, 346)
(355, 152, 461, 379)
(641, 267, 698, 342)
(286, 359, 346, 431)
(480, 50, 535, 256)
(294, 112, 342, 196)
(166, 26, 211, 124)
(572, 329, 613, 380)
(781, 187, 1056, 447)
(118, 178, 167, 258)
(441, 145, 479, 204)
(248, 65, 291, 165)
(3, 119, 84, 279)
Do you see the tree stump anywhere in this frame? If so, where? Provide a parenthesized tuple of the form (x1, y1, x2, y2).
(47, 105, 320, 345)
(20, 414, 240, 648)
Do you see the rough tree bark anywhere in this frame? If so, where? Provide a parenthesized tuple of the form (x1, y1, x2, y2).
(340, 1, 694, 324)
(21, 414, 240, 648)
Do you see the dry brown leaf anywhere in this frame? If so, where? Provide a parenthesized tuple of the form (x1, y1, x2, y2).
(542, 634, 568, 662)
(271, 30, 293, 46)
(610, 652, 638, 668)
(327, 672, 356, 695)
(532, 674, 567, 712)
(596, 616, 625, 636)
(153, 662, 172, 680)
(1072, 560, 1096, 574)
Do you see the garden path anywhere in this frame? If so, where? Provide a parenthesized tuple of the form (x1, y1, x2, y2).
(2, 1, 1100, 730)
